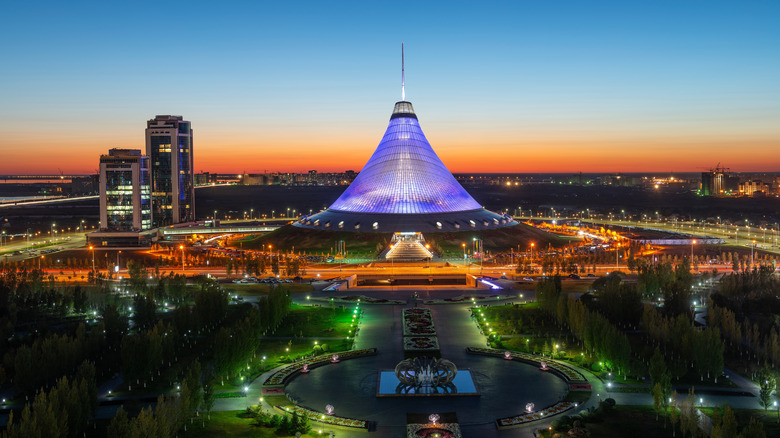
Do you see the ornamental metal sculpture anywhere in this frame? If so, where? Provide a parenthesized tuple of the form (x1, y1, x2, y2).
(394, 357, 457, 388)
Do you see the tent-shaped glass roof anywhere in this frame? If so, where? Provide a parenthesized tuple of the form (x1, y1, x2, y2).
(327, 101, 482, 214)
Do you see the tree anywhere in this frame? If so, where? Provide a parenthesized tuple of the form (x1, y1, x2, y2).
(653, 382, 664, 421)
(202, 380, 215, 420)
(670, 396, 680, 437)
(739, 416, 766, 438)
(757, 366, 776, 413)
(107, 406, 131, 438)
(720, 405, 738, 438)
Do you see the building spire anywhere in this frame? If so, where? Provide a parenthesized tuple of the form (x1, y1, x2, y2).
(401, 42, 405, 101)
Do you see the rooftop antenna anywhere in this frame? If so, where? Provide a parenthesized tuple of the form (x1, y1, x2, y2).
(401, 42, 405, 101)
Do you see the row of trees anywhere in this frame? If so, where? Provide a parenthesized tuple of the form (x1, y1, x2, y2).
(2, 361, 97, 438)
(643, 306, 724, 382)
(716, 265, 778, 298)
(7, 322, 104, 393)
(120, 321, 177, 384)
(709, 302, 780, 367)
(108, 362, 203, 438)
(213, 289, 291, 380)
(537, 276, 632, 376)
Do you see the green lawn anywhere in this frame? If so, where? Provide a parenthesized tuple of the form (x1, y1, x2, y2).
(181, 410, 321, 438)
(270, 304, 356, 338)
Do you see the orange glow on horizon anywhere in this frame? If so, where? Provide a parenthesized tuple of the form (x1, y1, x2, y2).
(2, 128, 779, 174)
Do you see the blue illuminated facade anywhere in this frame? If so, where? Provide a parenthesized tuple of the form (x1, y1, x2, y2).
(295, 100, 516, 233)
(328, 101, 481, 214)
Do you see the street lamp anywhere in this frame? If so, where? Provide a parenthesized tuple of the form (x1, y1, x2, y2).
(116, 250, 122, 272)
(751, 240, 756, 267)
(462, 243, 467, 268)
(250, 208, 254, 220)
(616, 243, 620, 270)
(89, 245, 95, 274)
(691, 240, 696, 265)
(180, 244, 185, 272)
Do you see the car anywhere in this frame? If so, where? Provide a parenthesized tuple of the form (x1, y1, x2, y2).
(586, 273, 596, 278)
(500, 275, 508, 279)
(522, 277, 534, 282)
(284, 279, 292, 283)
(568, 274, 581, 279)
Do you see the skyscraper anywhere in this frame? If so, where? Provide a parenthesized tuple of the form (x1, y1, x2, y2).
(145, 115, 194, 226)
(99, 149, 151, 231)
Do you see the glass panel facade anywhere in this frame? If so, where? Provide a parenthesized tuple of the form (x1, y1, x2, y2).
(328, 101, 482, 214)
(150, 135, 172, 227)
(105, 170, 134, 231)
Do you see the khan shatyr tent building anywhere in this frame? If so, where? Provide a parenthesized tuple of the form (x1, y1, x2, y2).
(295, 49, 516, 234)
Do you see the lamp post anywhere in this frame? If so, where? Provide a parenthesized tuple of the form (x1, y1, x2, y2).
(39, 255, 44, 271)
(89, 245, 95, 274)
(616, 243, 620, 270)
(250, 208, 254, 220)
(462, 243, 467, 268)
(691, 240, 696, 266)
(116, 250, 122, 272)
(180, 245, 185, 272)
(751, 240, 755, 267)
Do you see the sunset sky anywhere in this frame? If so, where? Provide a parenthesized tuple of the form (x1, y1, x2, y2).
(1, 1, 779, 174)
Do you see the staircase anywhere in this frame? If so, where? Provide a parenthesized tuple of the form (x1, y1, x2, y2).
(385, 240, 433, 261)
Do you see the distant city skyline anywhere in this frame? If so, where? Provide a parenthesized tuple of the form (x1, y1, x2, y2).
(2, 1, 779, 174)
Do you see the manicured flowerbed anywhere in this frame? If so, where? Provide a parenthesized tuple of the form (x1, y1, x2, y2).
(495, 401, 574, 429)
(467, 347, 587, 383)
(276, 405, 369, 430)
(403, 308, 436, 336)
(262, 348, 377, 387)
(403, 336, 440, 350)
(407, 422, 463, 438)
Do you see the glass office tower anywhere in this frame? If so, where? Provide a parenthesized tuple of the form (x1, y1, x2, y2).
(99, 149, 151, 231)
(145, 115, 194, 227)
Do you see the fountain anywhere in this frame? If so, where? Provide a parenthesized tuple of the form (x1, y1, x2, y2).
(429, 413, 440, 425)
(325, 404, 334, 415)
(504, 351, 512, 360)
(525, 402, 535, 413)
(331, 354, 339, 363)
(379, 356, 478, 396)
(301, 364, 309, 373)
(540, 361, 548, 371)
(395, 357, 457, 387)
